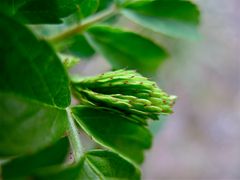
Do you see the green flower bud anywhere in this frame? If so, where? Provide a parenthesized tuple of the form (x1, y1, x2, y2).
(72, 69, 176, 125)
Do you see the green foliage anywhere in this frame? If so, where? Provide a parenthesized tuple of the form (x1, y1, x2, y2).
(0, 0, 200, 178)
(0, 12, 70, 108)
(0, 12, 69, 157)
(0, 94, 68, 157)
(122, 0, 200, 39)
(2, 137, 69, 179)
(87, 25, 168, 73)
(71, 105, 152, 164)
(2, 0, 83, 23)
(37, 150, 140, 180)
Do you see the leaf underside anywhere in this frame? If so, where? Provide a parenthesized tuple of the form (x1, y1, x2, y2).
(37, 150, 140, 180)
(71, 105, 152, 164)
(123, 0, 200, 39)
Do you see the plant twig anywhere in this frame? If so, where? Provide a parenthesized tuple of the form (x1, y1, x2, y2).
(48, 5, 118, 44)
(66, 107, 83, 163)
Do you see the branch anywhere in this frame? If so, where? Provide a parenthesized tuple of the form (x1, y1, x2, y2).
(47, 5, 118, 44)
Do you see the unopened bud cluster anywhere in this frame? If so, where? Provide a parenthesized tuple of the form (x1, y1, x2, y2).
(72, 69, 176, 125)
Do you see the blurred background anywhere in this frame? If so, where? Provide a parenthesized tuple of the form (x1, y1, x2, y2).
(76, 0, 240, 179)
(142, 0, 240, 179)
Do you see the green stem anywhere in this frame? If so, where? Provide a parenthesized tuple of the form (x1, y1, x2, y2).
(48, 5, 118, 44)
(66, 107, 83, 163)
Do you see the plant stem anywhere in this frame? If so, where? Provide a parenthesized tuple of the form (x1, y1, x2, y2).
(48, 5, 118, 44)
(66, 107, 83, 163)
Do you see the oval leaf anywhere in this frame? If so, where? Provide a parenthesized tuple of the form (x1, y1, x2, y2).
(71, 105, 152, 164)
(0, 13, 70, 157)
(86, 25, 168, 73)
(2, 0, 83, 24)
(0, 13, 70, 108)
(2, 137, 69, 179)
(122, 0, 200, 40)
(37, 150, 140, 180)
(0, 94, 68, 157)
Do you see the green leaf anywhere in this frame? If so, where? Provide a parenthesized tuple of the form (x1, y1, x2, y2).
(0, 13, 69, 157)
(0, 13, 70, 108)
(0, 94, 68, 157)
(37, 150, 140, 180)
(71, 106, 152, 164)
(86, 25, 168, 73)
(2, 137, 69, 179)
(1, 0, 83, 24)
(122, 0, 200, 40)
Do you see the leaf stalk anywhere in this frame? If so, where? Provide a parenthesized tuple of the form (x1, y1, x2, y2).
(66, 107, 83, 163)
